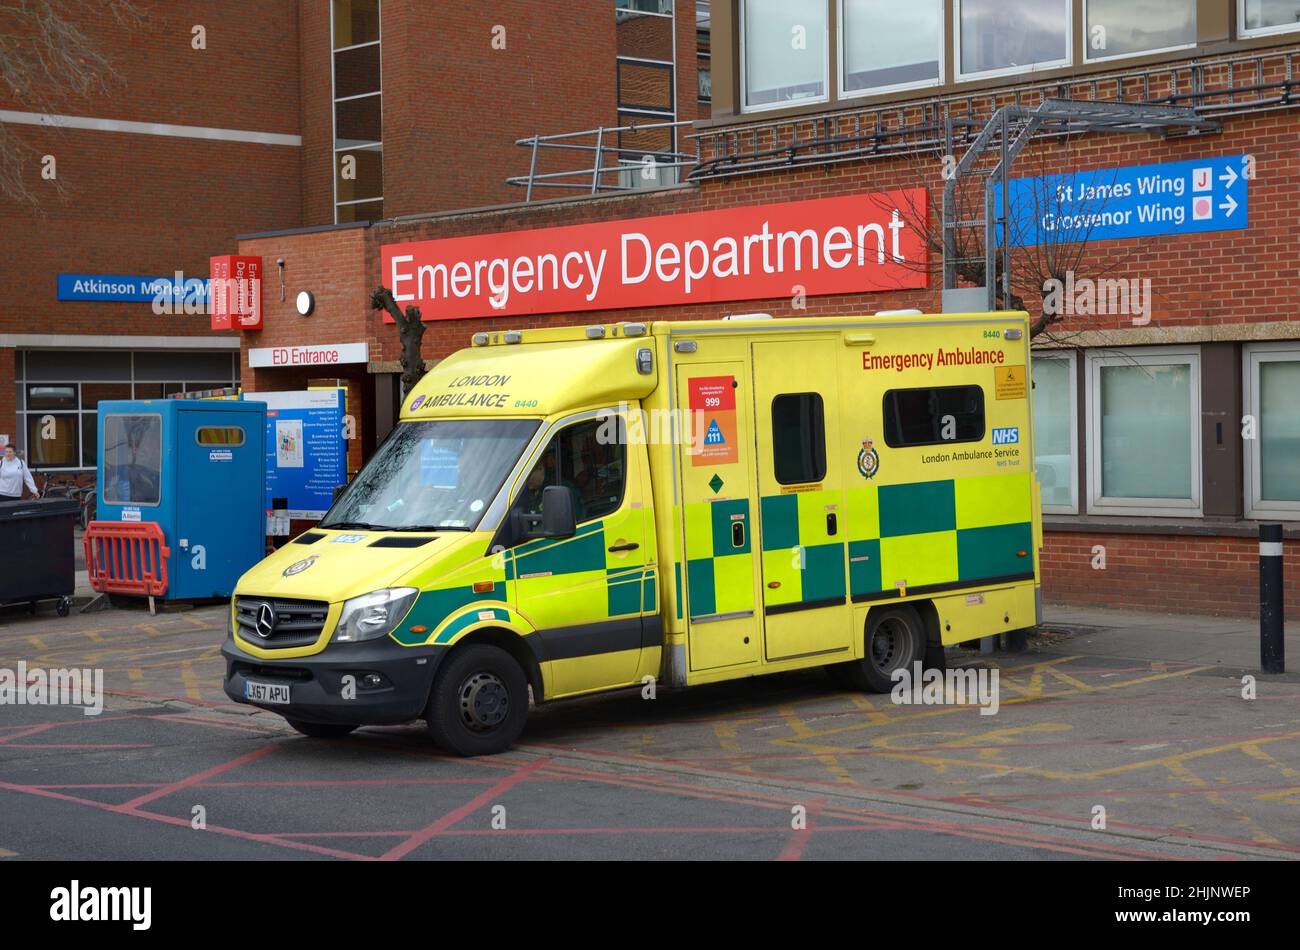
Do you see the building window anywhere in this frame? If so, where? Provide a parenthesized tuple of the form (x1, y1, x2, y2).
(1086, 348, 1201, 516)
(1084, 0, 1195, 61)
(1244, 343, 1300, 518)
(615, 0, 680, 189)
(1239, 0, 1300, 39)
(882, 385, 985, 448)
(956, 0, 1070, 80)
(13, 351, 237, 471)
(741, 0, 829, 111)
(772, 393, 827, 484)
(1031, 352, 1077, 513)
(840, 0, 942, 96)
(332, 0, 383, 224)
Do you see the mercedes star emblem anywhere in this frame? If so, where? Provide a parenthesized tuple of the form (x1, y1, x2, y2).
(255, 603, 276, 639)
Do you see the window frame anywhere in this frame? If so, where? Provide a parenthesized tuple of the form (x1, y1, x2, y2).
(1085, 346, 1202, 517)
(880, 384, 986, 449)
(739, 0, 832, 114)
(837, 0, 944, 100)
(101, 412, 165, 508)
(12, 351, 238, 472)
(1082, 0, 1196, 64)
(1030, 350, 1078, 515)
(1237, 0, 1300, 39)
(330, 0, 383, 224)
(953, 0, 1073, 83)
(509, 411, 629, 529)
(771, 392, 828, 485)
(1243, 341, 1300, 520)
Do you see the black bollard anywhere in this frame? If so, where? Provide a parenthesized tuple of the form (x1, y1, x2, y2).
(1260, 524, 1285, 674)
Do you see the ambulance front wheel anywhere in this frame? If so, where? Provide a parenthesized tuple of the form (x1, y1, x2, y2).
(848, 606, 925, 693)
(425, 643, 529, 756)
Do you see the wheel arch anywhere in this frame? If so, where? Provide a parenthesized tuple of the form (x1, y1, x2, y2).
(447, 626, 546, 703)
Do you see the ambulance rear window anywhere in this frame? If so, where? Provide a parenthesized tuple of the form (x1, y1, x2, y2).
(883, 386, 985, 448)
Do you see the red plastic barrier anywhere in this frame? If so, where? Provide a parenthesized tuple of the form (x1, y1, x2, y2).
(83, 521, 170, 597)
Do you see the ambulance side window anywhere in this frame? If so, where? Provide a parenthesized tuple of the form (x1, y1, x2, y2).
(771, 393, 826, 485)
(514, 416, 626, 524)
(882, 385, 985, 448)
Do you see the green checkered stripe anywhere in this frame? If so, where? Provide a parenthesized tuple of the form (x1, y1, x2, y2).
(847, 472, 1035, 598)
(502, 519, 652, 618)
(759, 489, 846, 609)
(681, 498, 754, 619)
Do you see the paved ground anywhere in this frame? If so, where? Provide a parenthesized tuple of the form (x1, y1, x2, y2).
(0, 597, 1297, 860)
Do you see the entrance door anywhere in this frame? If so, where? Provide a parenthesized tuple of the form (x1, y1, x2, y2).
(676, 363, 763, 671)
(751, 340, 852, 662)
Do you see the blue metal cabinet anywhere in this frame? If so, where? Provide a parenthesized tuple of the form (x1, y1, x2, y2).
(96, 399, 267, 599)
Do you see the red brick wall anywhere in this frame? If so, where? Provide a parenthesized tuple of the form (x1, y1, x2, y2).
(1043, 531, 1300, 616)
(0, 347, 14, 451)
(378, 0, 618, 218)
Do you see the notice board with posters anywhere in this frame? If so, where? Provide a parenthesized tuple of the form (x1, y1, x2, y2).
(254, 389, 347, 520)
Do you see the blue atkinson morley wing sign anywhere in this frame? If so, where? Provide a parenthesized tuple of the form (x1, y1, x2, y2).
(57, 274, 210, 303)
(998, 154, 1250, 247)
(255, 389, 347, 520)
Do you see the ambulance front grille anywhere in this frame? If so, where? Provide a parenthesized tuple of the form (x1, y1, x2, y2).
(236, 597, 330, 649)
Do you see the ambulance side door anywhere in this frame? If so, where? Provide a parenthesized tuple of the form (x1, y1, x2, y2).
(505, 409, 651, 697)
(676, 363, 763, 672)
(751, 340, 853, 662)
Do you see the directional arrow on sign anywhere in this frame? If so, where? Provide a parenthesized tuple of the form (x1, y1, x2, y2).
(1220, 194, 1239, 217)
(1219, 165, 1239, 189)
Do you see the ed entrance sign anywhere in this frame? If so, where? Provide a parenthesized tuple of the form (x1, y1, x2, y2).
(380, 192, 929, 321)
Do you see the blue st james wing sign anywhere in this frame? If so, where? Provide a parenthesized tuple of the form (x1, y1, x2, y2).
(998, 154, 1249, 247)
(57, 274, 210, 303)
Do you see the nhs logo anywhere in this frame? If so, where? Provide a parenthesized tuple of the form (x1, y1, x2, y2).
(991, 427, 1020, 445)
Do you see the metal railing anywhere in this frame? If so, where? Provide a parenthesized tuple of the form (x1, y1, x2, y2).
(507, 44, 1300, 198)
(505, 120, 697, 202)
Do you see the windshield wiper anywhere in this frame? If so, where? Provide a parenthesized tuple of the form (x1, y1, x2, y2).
(321, 521, 382, 531)
(389, 524, 468, 532)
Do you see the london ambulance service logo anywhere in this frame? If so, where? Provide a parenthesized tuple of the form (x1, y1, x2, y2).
(857, 437, 880, 479)
(282, 555, 319, 577)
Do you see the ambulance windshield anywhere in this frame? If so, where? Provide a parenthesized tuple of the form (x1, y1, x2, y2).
(321, 419, 539, 532)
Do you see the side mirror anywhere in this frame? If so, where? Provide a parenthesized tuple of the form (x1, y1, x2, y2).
(538, 485, 576, 538)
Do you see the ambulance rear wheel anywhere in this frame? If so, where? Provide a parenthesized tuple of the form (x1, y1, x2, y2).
(425, 644, 528, 756)
(848, 606, 925, 693)
(286, 719, 358, 739)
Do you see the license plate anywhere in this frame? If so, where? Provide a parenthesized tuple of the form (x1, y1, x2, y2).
(244, 680, 291, 704)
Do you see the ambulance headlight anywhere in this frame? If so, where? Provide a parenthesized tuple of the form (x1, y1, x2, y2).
(334, 588, 419, 643)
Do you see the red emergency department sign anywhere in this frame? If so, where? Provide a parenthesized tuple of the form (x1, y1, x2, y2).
(380, 192, 928, 321)
(209, 255, 263, 331)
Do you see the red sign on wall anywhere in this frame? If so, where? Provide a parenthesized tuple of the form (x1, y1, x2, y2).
(379, 192, 929, 322)
(209, 255, 263, 331)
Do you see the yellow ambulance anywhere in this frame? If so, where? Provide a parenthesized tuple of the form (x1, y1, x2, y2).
(222, 311, 1042, 755)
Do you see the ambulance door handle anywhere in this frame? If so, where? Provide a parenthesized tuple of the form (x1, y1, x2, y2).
(732, 522, 745, 548)
(608, 542, 639, 552)
(826, 513, 838, 536)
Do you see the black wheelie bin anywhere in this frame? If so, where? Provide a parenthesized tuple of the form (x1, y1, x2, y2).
(0, 497, 78, 616)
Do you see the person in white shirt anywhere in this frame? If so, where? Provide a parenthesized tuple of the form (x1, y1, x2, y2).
(0, 444, 39, 500)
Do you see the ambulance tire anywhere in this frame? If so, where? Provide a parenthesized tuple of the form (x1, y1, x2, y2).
(425, 644, 528, 756)
(848, 606, 925, 693)
(285, 719, 359, 739)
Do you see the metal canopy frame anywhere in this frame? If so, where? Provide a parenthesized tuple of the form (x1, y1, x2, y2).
(942, 98, 1221, 311)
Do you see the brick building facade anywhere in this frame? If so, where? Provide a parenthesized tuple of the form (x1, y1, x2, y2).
(231, 1, 1299, 617)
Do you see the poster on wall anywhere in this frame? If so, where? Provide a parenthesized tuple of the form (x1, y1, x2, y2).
(253, 389, 346, 520)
